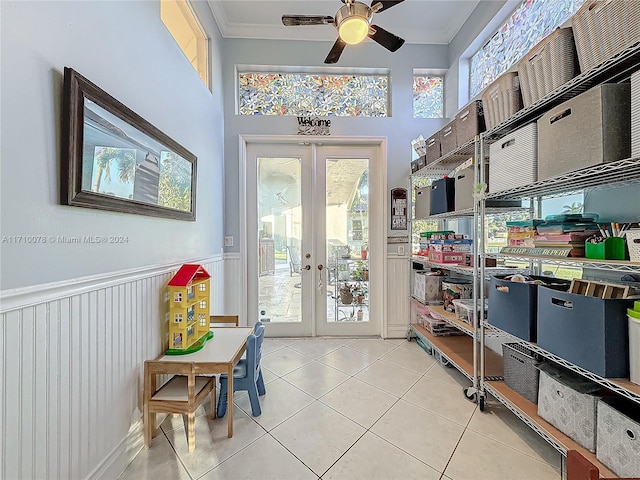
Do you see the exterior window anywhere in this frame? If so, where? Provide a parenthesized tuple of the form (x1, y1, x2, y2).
(173, 292, 182, 302)
(198, 314, 207, 326)
(161, 0, 209, 88)
(470, 0, 586, 97)
(175, 313, 183, 323)
(413, 75, 443, 118)
(199, 300, 207, 309)
(199, 283, 206, 291)
(238, 72, 389, 116)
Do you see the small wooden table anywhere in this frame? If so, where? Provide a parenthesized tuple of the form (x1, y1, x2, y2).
(155, 327, 253, 438)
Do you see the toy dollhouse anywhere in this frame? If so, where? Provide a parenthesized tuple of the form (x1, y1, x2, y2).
(165, 264, 212, 354)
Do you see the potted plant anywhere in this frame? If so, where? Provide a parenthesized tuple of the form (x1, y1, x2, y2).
(339, 283, 354, 305)
(354, 285, 368, 304)
(361, 242, 368, 259)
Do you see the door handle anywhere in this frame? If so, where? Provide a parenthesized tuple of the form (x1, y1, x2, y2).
(303, 265, 311, 270)
(317, 264, 324, 270)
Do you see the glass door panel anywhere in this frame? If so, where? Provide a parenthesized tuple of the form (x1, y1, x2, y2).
(246, 144, 313, 337)
(316, 146, 378, 336)
(246, 142, 380, 337)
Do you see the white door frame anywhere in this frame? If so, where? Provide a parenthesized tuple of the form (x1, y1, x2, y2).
(238, 134, 387, 336)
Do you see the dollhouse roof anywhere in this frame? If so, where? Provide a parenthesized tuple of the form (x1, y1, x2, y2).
(167, 264, 211, 287)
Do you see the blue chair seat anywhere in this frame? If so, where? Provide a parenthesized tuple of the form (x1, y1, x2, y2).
(217, 322, 266, 417)
(231, 360, 247, 378)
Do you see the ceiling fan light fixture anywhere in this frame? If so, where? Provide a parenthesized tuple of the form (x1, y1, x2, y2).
(335, 2, 372, 45)
(338, 16, 369, 44)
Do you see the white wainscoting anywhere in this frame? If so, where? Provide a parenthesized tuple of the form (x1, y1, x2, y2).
(0, 255, 224, 480)
(385, 255, 410, 338)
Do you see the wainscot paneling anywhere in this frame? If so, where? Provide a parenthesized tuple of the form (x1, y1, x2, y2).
(385, 255, 410, 338)
(0, 255, 223, 480)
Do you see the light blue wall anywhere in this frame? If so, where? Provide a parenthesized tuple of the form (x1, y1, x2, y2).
(0, 0, 225, 289)
(221, 39, 449, 251)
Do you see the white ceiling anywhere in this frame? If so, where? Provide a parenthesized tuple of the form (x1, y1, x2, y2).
(207, 0, 482, 45)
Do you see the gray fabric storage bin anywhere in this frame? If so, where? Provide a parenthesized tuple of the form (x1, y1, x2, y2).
(440, 121, 457, 155)
(489, 123, 537, 194)
(455, 100, 485, 146)
(537, 363, 603, 452)
(537, 83, 631, 181)
(426, 132, 442, 165)
(537, 286, 633, 378)
(454, 166, 475, 211)
(488, 275, 570, 341)
(456, 165, 524, 211)
(632, 71, 639, 158)
(597, 396, 640, 478)
(415, 186, 431, 219)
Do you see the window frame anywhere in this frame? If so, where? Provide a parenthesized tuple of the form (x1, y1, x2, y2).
(235, 65, 391, 117)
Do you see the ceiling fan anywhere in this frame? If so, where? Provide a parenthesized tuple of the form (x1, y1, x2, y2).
(282, 0, 406, 64)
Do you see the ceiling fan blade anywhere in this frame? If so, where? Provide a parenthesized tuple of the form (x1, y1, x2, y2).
(368, 25, 405, 52)
(371, 0, 405, 13)
(325, 37, 347, 64)
(282, 15, 334, 26)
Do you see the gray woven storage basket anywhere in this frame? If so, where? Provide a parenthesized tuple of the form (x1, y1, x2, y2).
(572, 0, 640, 73)
(502, 342, 541, 404)
(518, 27, 580, 107)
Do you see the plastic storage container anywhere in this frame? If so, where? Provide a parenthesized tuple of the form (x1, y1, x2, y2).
(488, 123, 537, 194)
(517, 27, 579, 107)
(537, 286, 634, 378)
(596, 396, 640, 478)
(502, 343, 541, 404)
(572, 0, 640, 73)
(452, 298, 488, 327)
(537, 83, 631, 181)
(481, 71, 523, 130)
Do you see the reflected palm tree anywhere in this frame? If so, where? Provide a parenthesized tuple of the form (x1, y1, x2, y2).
(92, 147, 136, 192)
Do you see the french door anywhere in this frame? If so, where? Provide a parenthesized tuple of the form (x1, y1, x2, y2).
(242, 138, 384, 337)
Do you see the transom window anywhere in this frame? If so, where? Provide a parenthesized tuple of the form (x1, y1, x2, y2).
(470, 0, 586, 98)
(413, 74, 443, 118)
(238, 71, 389, 117)
(161, 0, 209, 88)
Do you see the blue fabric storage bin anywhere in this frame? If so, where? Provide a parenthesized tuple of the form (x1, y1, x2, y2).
(488, 275, 570, 341)
(537, 286, 633, 378)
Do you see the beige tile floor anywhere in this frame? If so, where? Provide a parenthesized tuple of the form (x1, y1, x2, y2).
(120, 337, 562, 480)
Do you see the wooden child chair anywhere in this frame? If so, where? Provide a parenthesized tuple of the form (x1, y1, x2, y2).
(210, 314, 239, 328)
(143, 360, 215, 452)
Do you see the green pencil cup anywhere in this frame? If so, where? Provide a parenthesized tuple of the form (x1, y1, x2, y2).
(585, 237, 626, 260)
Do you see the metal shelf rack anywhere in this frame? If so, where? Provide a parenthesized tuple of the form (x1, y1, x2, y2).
(472, 41, 640, 479)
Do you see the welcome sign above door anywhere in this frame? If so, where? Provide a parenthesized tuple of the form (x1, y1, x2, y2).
(297, 116, 331, 135)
